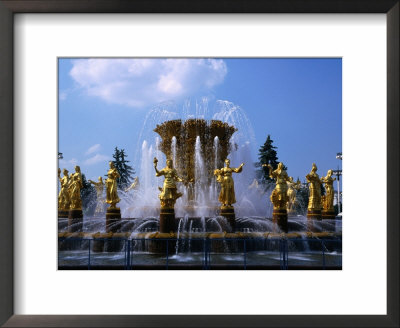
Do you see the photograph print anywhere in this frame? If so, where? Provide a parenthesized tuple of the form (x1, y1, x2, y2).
(58, 58, 342, 270)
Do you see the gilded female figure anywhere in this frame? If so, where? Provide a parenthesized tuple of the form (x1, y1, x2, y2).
(286, 177, 301, 212)
(154, 158, 183, 208)
(124, 177, 140, 192)
(321, 169, 336, 212)
(263, 162, 291, 210)
(306, 163, 322, 211)
(70, 165, 83, 185)
(58, 168, 70, 210)
(68, 166, 83, 210)
(106, 161, 120, 208)
(215, 159, 244, 207)
(89, 176, 104, 199)
(89, 176, 105, 214)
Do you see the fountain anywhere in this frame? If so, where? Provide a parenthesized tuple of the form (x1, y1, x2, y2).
(58, 102, 342, 269)
(154, 119, 236, 209)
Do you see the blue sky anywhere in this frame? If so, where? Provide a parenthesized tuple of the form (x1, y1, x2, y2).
(58, 58, 342, 184)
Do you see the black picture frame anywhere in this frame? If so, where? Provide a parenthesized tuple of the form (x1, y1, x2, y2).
(0, 1, 398, 327)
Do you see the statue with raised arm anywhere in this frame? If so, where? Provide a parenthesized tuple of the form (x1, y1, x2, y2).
(215, 159, 244, 207)
(286, 176, 299, 213)
(306, 163, 323, 219)
(263, 162, 291, 211)
(89, 176, 105, 215)
(105, 161, 120, 209)
(124, 176, 140, 192)
(321, 169, 336, 217)
(58, 168, 70, 213)
(154, 157, 183, 209)
(89, 176, 104, 198)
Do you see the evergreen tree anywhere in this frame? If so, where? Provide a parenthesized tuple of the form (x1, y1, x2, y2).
(80, 173, 96, 216)
(112, 147, 135, 190)
(256, 135, 287, 184)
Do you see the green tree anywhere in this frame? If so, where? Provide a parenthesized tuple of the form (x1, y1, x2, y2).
(80, 173, 96, 216)
(112, 147, 135, 190)
(256, 135, 287, 184)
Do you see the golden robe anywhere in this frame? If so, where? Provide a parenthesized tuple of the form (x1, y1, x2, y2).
(269, 167, 290, 210)
(58, 175, 70, 210)
(106, 168, 120, 206)
(322, 176, 335, 211)
(68, 173, 83, 210)
(156, 167, 182, 204)
(306, 172, 322, 210)
(218, 166, 242, 206)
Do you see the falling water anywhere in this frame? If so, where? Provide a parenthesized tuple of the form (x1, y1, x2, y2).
(214, 136, 219, 169)
(201, 216, 206, 232)
(175, 215, 189, 254)
(123, 140, 161, 218)
(171, 136, 177, 165)
(155, 137, 161, 163)
(194, 136, 207, 216)
(60, 97, 342, 265)
(97, 100, 311, 225)
(188, 220, 193, 252)
(129, 98, 265, 218)
(209, 136, 220, 204)
(141, 140, 152, 191)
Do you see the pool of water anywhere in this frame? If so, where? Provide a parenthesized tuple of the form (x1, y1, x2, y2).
(58, 249, 342, 270)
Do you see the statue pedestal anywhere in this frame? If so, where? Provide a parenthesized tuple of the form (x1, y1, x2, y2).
(220, 206, 236, 232)
(307, 209, 322, 220)
(148, 232, 176, 254)
(68, 209, 83, 232)
(58, 210, 68, 218)
(92, 232, 125, 253)
(106, 207, 121, 233)
(272, 209, 288, 233)
(159, 207, 176, 233)
(306, 219, 319, 232)
(322, 210, 336, 220)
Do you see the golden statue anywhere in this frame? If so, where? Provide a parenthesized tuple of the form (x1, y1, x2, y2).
(215, 159, 244, 207)
(154, 157, 183, 208)
(124, 176, 140, 192)
(321, 169, 336, 212)
(89, 176, 104, 198)
(306, 163, 322, 211)
(263, 162, 290, 210)
(153, 119, 236, 196)
(286, 177, 301, 213)
(89, 177, 105, 214)
(58, 168, 70, 211)
(68, 166, 83, 210)
(105, 161, 120, 209)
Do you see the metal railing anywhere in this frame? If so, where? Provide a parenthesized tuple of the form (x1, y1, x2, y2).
(58, 237, 342, 270)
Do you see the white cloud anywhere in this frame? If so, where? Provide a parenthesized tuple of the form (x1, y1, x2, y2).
(58, 158, 79, 172)
(69, 58, 227, 108)
(86, 144, 101, 155)
(83, 154, 110, 165)
(59, 158, 78, 166)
